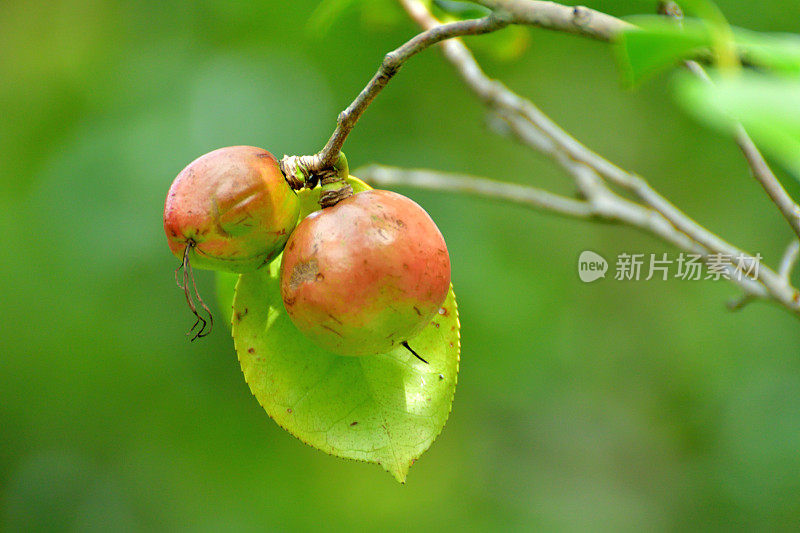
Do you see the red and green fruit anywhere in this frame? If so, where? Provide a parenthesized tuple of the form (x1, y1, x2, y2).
(164, 145, 299, 273)
(279, 189, 451, 356)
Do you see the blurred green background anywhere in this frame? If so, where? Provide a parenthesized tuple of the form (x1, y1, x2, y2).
(3, 0, 800, 531)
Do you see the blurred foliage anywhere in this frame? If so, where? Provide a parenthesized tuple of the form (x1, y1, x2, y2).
(616, 9, 800, 180)
(676, 72, 800, 181)
(616, 16, 800, 84)
(2, 0, 800, 531)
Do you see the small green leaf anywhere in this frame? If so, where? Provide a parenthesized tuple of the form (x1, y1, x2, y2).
(616, 16, 800, 85)
(674, 71, 800, 181)
(736, 30, 800, 75)
(672, 0, 738, 70)
(616, 17, 711, 86)
(230, 177, 460, 482)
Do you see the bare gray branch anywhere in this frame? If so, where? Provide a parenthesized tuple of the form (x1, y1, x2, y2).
(473, 0, 633, 41)
(398, 0, 800, 314)
(357, 165, 596, 219)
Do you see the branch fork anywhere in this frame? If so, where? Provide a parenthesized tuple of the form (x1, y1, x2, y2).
(288, 0, 800, 317)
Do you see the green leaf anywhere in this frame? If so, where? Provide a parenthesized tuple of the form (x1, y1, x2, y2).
(230, 177, 460, 482)
(616, 16, 800, 86)
(674, 71, 800, 181)
(736, 30, 800, 75)
(616, 17, 711, 86)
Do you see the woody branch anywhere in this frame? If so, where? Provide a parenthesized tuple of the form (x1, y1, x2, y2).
(387, 0, 799, 313)
(292, 0, 800, 316)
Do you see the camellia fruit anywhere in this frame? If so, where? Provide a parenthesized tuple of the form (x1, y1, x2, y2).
(279, 189, 451, 357)
(165, 145, 300, 339)
(164, 145, 299, 274)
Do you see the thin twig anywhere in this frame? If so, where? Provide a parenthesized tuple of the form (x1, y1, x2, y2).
(358, 163, 765, 297)
(682, 61, 800, 242)
(727, 294, 755, 312)
(358, 165, 596, 219)
(732, 124, 800, 240)
(779, 240, 800, 280)
(473, 0, 633, 41)
(285, 14, 510, 177)
(285, 0, 634, 179)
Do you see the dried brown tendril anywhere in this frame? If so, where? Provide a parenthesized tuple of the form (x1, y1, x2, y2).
(174, 240, 213, 341)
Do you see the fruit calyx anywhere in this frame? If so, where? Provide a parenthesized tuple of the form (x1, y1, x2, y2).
(280, 153, 353, 208)
(279, 155, 314, 190)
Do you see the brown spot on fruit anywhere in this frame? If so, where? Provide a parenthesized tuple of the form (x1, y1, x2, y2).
(438, 307, 448, 316)
(315, 273, 325, 282)
(247, 347, 255, 354)
(287, 408, 292, 414)
(289, 259, 319, 290)
(350, 421, 358, 426)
